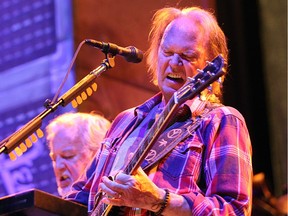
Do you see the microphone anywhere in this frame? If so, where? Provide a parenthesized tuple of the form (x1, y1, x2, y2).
(85, 39, 143, 63)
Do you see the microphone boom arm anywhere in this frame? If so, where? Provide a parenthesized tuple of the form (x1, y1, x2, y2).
(59, 57, 114, 107)
(0, 57, 115, 156)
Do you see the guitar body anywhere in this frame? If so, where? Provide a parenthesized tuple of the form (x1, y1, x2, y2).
(91, 205, 122, 216)
(90, 191, 127, 216)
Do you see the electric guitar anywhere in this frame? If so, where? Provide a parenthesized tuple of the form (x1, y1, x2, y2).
(90, 54, 226, 216)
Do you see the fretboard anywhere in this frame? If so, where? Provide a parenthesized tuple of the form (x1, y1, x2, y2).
(123, 98, 180, 175)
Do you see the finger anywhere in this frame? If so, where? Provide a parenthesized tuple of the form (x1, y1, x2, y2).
(100, 177, 121, 198)
(102, 195, 123, 206)
(109, 170, 121, 181)
(113, 171, 123, 182)
(98, 183, 116, 198)
(112, 171, 131, 184)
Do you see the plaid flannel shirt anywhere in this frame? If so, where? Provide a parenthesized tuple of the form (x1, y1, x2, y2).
(66, 93, 253, 216)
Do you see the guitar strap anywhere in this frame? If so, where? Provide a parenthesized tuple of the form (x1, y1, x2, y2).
(141, 106, 213, 171)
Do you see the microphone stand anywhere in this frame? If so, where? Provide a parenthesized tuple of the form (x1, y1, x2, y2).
(0, 55, 115, 155)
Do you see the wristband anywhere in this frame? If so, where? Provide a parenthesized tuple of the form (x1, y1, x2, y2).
(155, 189, 170, 216)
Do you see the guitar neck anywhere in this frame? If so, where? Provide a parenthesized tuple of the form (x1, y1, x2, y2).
(124, 99, 179, 175)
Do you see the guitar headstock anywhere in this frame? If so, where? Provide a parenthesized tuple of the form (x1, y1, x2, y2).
(174, 55, 226, 105)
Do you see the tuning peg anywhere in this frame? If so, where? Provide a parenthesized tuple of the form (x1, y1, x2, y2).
(197, 69, 204, 73)
(206, 60, 214, 67)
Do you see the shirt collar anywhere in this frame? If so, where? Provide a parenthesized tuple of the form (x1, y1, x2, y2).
(134, 92, 207, 118)
(134, 92, 162, 118)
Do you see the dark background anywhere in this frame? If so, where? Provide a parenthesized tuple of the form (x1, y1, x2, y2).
(218, 1, 273, 188)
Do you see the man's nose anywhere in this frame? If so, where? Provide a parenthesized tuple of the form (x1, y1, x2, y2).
(55, 157, 65, 170)
(170, 53, 183, 66)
